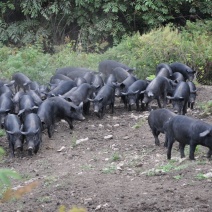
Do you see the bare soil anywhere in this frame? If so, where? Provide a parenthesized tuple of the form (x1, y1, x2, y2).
(1, 85, 212, 212)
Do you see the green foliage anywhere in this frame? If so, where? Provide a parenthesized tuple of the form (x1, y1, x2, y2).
(146, 75, 156, 81)
(0, 20, 211, 84)
(0, 129, 6, 137)
(111, 152, 121, 162)
(132, 118, 146, 129)
(0, 169, 21, 187)
(201, 100, 212, 115)
(0, 0, 211, 50)
(102, 165, 116, 174)
(0, 147, 5, 161)
(173, 175, 182, 180)
(104, 20, 212, 79)
(195, 173, 207, 180)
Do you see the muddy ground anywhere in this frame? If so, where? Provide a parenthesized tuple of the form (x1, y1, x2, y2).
(0, 85, 212, 212)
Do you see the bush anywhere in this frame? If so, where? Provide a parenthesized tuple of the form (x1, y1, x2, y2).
(104, 20, 212, 80)
(0, 20, 211, 83)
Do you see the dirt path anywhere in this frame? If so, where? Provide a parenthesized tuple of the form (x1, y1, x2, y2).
(1, 85, 212, 212)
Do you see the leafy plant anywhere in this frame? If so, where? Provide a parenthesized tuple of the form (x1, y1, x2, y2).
(102, 165, 116, 174)
(196, 173, 207, 180)
(132, 118, 146, 129)
(111, 152, 121, 162)
(0, 129, 6, 137)
(0, 169, 21, 188)
(173, 175, 182, 180)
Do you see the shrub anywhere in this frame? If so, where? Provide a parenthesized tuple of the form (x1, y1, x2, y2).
(0, 20, 211, 84)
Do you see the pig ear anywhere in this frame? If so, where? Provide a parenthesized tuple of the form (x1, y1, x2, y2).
(87, 98, 94, 102)
(94, 85, 100, 89)
(121, 92, 128, 96)
(6, 130, 15, 135)
(112, 82, 119, 87)
(199, 130, 210, 137)
(5, 80, 15, 87)
(167, 96, 174, 100)
(79, 102, 84, 108)
(190, 90, 197, 94)
(147, 91, 154, 97)
(127, 69, 134, 74)
(133, 90, 139, 94)
(31, 106, 38, 111)
(65, 97, 72, 102)
(21, 131, 29, 135)
(70, 106, 76, 112)
(98, 97, 104, 102)
(120, 83, 125, 89)
(18, 109, 25, 116)
(33, 128, 39, 134)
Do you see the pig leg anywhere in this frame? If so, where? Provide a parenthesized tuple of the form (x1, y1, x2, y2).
(167, 135, 174, 159)
(189, 143, 197, 160)
(9, 142, 15, 158)
(179, 143, 186, 158)
(156, 97, 162, 108)
(162, 92, 167, 108)
(83, 102, 90, 115)
(47, 124, 54, 138)
(182, 101, 188, 115)
(164, 134, 168, 148)
(66, 118, 74, 129)
(191, 102, 194, 110)
(151, 128, 160, 146)
(111, 102, 114, 114)
(136, 100, 139, 111)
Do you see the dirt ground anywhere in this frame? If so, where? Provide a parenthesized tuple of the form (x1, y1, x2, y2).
(1, 85, 212, 212)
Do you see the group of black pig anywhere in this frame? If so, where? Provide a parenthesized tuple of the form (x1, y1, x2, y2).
(0, 59, 211, 161)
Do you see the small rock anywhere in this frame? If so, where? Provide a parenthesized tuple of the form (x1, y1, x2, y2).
(123, 136, 130, 140)
(107, 124, 112, 128)
(57, 146, 66, 152)
(84, 198, 93, 205)
(99, 124, 104, 128)
(203, 172, 212, 178)
(95, 205, 102, 210)
(114, 124, 119, 127)
(76, 137, 89, 145)
(104, 135, 113, 140)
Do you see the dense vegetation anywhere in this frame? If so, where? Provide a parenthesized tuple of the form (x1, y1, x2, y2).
(0, 20, 211, 84)
(0, 0, 211, 51)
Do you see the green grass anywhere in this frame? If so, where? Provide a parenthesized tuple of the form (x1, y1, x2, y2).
(173, 175, 182, 180)
(195, 173, 207, 180)
(110, 152, 121, 162)
(102, 165, 116, 174)
(0, 129, 6, 137)
(132, 118, 146, 129)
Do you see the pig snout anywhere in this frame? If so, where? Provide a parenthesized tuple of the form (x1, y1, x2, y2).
(79, 115, 85, 121)
(14, 140, 22, 150)
(28, 141, 35, 151)
(94, 105, 99, 113)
